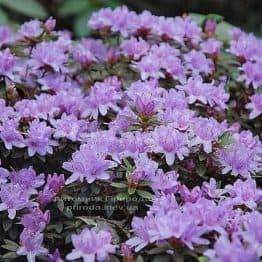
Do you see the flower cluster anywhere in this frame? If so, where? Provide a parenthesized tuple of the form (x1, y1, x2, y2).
(0, 6, 261, 261)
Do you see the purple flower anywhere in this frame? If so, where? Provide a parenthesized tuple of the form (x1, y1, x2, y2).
(226, 179, 262, 209)
(246, 94, 262, 119)
(66, 228, 116, 261)
(17, 229, 48, 262)
(163, 89, 188, 110)
(204, 19, 216, 36)
(21, 207, 50, 232)
(205, 235, 258, 262)
(49, 249, 63, 262)
(150, 125, 189, 165)
(19, 20, 43, 39)
(201, 38, 222, 55)
(150, 170, 179, 194)
(0, 183, 33, 219)
(201, 178, 225, 199)
(0, 26, 12, 47)
(63, 147, 117, 184)
(184, 50, 214, 75)
(190, 117, 227, 153)
(121, 37, 149, 60)
(25, 120, 57, 157)
(31, 41, 68, 72)
(0, 48, 16, 78)
(9, 167, 45, 194)
(217, 142, 261, 177)
(0, 167, 9, 184)
(51, 113, 87, 141)
(44, 17, 56, 33)
(82, 77, 121, 119)
(239, 61, 262, 89)
(179, 185, 202, 203)
(0, 119, 25, 150)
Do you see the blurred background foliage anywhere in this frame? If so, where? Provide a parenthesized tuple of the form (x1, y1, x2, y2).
(0, 0, 261, 37)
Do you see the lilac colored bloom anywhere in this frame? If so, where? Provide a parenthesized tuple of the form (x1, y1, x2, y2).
(38, 73, 74, 93)
(121, 37, 149, 60)
(229, 32, 262, 62)
(9, 167, 45, 194)
(19, 20, 43, 39)
(201, 38, 222, 55)
(225, 179, 262, 209)
(25, 120, 57, 157)
(150, 170, 179, 194)
(150, 125, 189, 165)
(0, 48, 16, 78)
(205, 235, 258, 262)
(217, 142, 261, 177)
(51, 113, 87, 141)
(82, 77, 121, 119)
(204, 19, 216, 36)
(31, 41, 68, 72)
(49, 249, 63, 262)
(21, 207, 50, 232)
(66, 228, 116, 262)
(44, 17, 56, 33)
(0, 183, 33, 219)
(163, 89, 188, 110)
(246, 94, 262, 119)
(239, 61, 262, 89)
(184, 50, 214, 75)
(190, 117, 227, 153)
(73, 41, 97, 67)
(201, 178, 225, 199)
(0, 26, 12, 47)
(63, 148, 117, 184)
(136, 54, 161, 80)
(0, 119, 25, 150)
(179, 185, 202, 203)
(17, 229, 48, 262)
(0, 167, 9, 184)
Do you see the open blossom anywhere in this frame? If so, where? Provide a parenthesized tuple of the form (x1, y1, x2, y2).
(21, 207, 50, 233)
(0, 48, 16, 78)
(25, 120, 57, 157)
(201, 38, 222, 55)
(225, 179, 262, 209)
(0, 26, 12, 47)
(31, 41, 68, 72)
(239, 61, 262, 89)
(246, 94, 262, 119)
(66, 228, 116, 262)
(18, 20, 43, 39)
(63, 147, 117, 184)
(0, 167, 9, 184)
(217, 142, 261, 177)
(17, 229, 48, 262)
(9, 167, 45, 194)
(82, 77, 121, 119)
(0, 183, 33, 219)
(190, 117, 227, 153)
(205, 235, 258, 262)
(184, 50, 214, 75)
(0, 119, 25, 150)
(121, 37, 149, 60)
(51, 113, 87, 141)
(150, 125, 189, 165)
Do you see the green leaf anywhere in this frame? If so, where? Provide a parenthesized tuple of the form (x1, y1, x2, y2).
(74, 11, 92, 37)
(189, 13, 206, 26)
(0, 0, 47, 18)
(0, 7, 8, 25)
(128, 187, 136, 195)
(196, 164, 207, 177)
(218, 132, 234, 147)
(137, 190, 154, 200)
(116, 192, 129, 201)
(216, 21, 234, 42)
(111, 182, 127, 189)
(58, 0, 89, 17)
(198, 256, 208, 262)
(2, 219, 12, 232)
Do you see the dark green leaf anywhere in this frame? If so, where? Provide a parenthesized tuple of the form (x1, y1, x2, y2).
(0, 7, 8, 24)
(58, 0, 89, 17)
(0, 0, 47, 18)
(74, 11, 92, 37)
(111, 182, 127, 189)
(137, 190, 154, 200)
(216, 21, 234, 42)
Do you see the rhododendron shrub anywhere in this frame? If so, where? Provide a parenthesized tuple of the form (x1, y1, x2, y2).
(0, 6, 261, 262)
